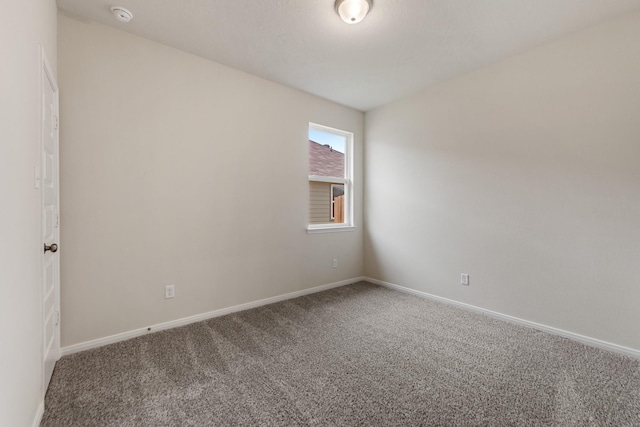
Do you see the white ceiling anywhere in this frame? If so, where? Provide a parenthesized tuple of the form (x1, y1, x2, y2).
(56, 0, 640, 111)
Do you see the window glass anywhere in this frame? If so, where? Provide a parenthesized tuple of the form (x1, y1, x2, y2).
(308, 124, 352, 227)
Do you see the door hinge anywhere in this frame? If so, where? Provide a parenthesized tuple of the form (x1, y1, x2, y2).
(55, 311, 60, 326)
(54, 115, 59, 130)
(55, 213, 60, 228)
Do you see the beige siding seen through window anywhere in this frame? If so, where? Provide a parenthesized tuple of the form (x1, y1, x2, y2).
(309, 181, 332, 224)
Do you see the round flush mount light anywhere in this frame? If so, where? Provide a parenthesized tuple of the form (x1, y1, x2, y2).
(335, 0, 372, 24)
(111, 6, 133, 23)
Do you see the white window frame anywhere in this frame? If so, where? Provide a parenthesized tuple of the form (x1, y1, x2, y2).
(307, 122, 355, 234)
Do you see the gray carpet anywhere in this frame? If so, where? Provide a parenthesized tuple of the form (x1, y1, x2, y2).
(42, 282, 640, 426)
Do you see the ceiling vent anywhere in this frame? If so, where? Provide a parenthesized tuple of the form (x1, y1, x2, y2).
(111, 6, 133, 23)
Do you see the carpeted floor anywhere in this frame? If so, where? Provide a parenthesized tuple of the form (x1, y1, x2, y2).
(42, 282, 640, 426)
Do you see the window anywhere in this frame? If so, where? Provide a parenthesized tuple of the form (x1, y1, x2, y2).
(308, 123, 354, 233)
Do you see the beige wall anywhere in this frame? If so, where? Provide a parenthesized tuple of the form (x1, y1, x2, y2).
(0, 1, 57, 425)
(364, 11, 640, 350)
(58, 14, 364, 347)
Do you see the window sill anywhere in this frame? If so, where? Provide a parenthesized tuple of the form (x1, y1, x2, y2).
(307, 225, 356, 234)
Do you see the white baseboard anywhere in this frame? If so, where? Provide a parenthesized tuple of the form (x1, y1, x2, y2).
(32, 401, 44, 427)
(365, 277, 640, 360)
(61, 277, 365, 356)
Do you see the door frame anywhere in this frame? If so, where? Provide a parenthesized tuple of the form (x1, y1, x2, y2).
(40, 45, 60, 393)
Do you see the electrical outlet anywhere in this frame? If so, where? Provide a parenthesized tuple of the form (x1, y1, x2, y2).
(165, 284, 175, 299)
(460, 273, 469, 286)
(332, 258, 338, 269)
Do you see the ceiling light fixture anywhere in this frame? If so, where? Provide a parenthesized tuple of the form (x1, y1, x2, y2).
(111, 6, 133, 23)
(335, 0, 372, 25)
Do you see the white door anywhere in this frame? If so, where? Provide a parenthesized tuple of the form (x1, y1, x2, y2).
(41, 51, 60, 391)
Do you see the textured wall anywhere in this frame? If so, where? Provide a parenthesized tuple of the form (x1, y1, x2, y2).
(58, 15, 363, 347)
(364, 11, 640, 350)
(0, 1, 57, 425)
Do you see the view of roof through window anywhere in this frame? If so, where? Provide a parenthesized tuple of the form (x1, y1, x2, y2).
(309, 128, 345, 154)
(308, 141, 344, 178)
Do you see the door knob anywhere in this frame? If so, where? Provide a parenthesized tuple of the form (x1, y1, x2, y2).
(44, 243, 58, 253)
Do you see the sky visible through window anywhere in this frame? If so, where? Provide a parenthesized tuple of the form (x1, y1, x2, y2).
(309, 129, 346, 154)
